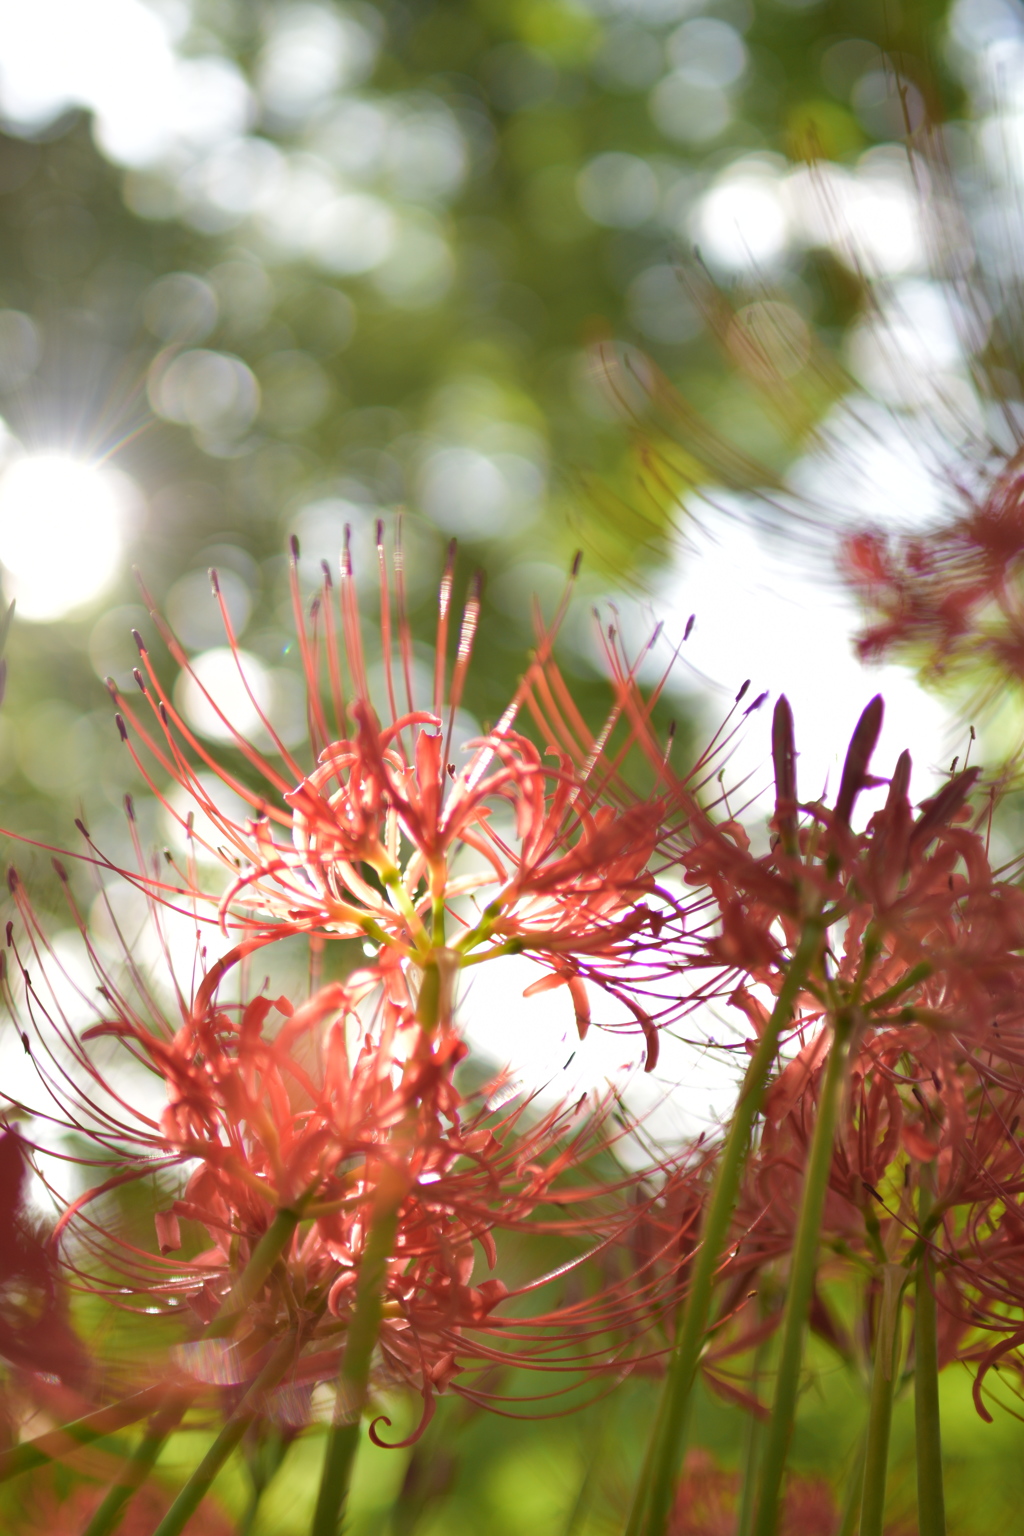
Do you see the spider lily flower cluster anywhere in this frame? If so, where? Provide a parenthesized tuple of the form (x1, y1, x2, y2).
(4, 521, 1024, 1536)
(625, 691, 1024, 1536)
(0, 530, 729, 1535)
(1, 900, 678, 1433)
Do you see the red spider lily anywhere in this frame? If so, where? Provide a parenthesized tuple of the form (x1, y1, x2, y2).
(720, 1012, 1024, 1428)
(643, 686, 1024, 1047)
(841, 453, 1024, 703)
(4, 1479, 232, 1536)
(86, 530, 732, 1067)
(0, 1129, 88, 1391)
(668, 1449, 840, 1536)
(612, 691, 1024, 1439)
(0, 876, 705, 1442)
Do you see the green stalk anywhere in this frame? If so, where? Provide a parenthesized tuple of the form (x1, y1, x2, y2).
(859, 1266, 904, 1536)
(750, 1009, 853, 1536)
(836, 1435, 866, 1536)
(78, 1202, 303, 1535)
(736, 1313, 772, 1536)
(151, 1330, 298, 1536)
(81, 1394, 190, 1536)
(626, 918, 823, 1536)
(239, 1428, 292, 1536)
(914, 1174, 946, 1536)
(0, 1388, 164, 1484)
(562, 1409, 607, 1536)
(624, 1398, 667, 1536)
(311, 1175, 403, 1536)
(208, 1205, 302, 1338)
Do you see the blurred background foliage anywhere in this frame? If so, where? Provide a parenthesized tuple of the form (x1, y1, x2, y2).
(0, 0, 968, 865)
(5, 0, 1024, 1530)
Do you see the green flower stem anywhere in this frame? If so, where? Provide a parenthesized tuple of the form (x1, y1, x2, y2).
(0, 1387, 164, 1484)
(859, 1266, 905, 1536)
(239, 1429, 292, 1536)
(836, 1436, 866, 1536)
(915, 1174, 947, 1536)
(736, 1309, 772, 1536)
(311, 1170, 404, 1536)
(74, 1202, 304, 1535)
(626, 918, 823, 1536)
(208, 1204, 302, 1339)
(81, 1393, 190, 1536)
(622, 1394, 666, 1536)
(151, 1329, 298, 1536)
(750, 1008, 853, 1536)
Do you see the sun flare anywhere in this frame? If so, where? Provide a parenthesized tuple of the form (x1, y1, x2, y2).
(0, 452, 134, 621)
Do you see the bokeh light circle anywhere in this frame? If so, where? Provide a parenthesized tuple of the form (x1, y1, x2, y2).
(0, 454, 133, 621)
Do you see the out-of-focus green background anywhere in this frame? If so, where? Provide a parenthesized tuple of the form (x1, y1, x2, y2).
(3, 0, 1024, 1530)
(0, 0, 973, 865)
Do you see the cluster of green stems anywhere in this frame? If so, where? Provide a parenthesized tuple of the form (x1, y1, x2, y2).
(622, 916, 948, 1536)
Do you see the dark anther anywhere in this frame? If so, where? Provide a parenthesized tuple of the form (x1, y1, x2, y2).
(133, 668, 146, 692)
(74, 818, 89, 839)
(290, 534, 300, 560)
(571, 550, 583, 577)
(736, 679, 750, 702)
(52, 859, 68, 882)
(131, 629, 145, 654)
(125, 794, 136, 821)
(115, 714, 128, 741)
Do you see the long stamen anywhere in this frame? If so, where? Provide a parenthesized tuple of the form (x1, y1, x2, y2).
(433, 538, 457, 720)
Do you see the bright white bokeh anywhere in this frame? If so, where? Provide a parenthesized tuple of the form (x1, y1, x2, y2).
(641, 510, 954, 819)
(694, 168, 790, 271)
(176, 645, 273, 742)
(0, 0, 251, 165)
(692, 150, 926, 278)
(459, 951, 742, 1147)
(845, 281, 986, 411)
(0, 453, 136, 621)
(257, 4, 379, 121)
(0, 0, 462, 302)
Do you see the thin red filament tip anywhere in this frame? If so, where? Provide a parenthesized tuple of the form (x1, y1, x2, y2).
(434, 540, 457, 719)
(444, 570, 483, 771)
(394, 518, 416, 717)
